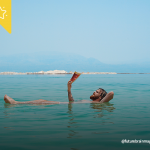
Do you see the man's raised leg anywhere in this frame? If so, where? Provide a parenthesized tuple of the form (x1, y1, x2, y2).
(4, 95, 60, 104)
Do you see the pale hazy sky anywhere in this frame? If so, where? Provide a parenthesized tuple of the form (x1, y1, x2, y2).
(0, 0, 150, 64)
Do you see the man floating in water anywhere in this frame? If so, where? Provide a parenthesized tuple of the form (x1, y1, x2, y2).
(4, 81, 114, 104)
(4, 71, 113, 104)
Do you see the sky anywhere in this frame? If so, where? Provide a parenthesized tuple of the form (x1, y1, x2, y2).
(0, 0, 150, 65)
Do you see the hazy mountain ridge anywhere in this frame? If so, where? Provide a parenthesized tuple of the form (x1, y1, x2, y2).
(0, 53, 149, 73)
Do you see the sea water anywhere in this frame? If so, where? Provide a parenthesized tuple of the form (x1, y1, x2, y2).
(0, 74, 150, 150)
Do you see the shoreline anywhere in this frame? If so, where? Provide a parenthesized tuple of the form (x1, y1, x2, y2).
(0, 70, 150, 75)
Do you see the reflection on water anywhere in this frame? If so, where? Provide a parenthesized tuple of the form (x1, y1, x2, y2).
(4, 103, 15, 108)
(66, 104, 80, 150)
(66, 102, 116, 139)
(4, 103, 55, 108)
(67, 104, 80, 139)
(4, 127, 14, 130)
(90, 103, 115, 135)
(90, 102, 115, 124)
(90, 102, 115, 118)
(90, 102, 115, 112)
(3, 103, 14, 118)
(3, 102, 115, 142)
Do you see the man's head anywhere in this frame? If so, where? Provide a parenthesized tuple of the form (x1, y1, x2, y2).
(90, 88, 107, 101)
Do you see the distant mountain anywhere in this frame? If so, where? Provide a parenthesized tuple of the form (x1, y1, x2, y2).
(0, 53, 150, 73)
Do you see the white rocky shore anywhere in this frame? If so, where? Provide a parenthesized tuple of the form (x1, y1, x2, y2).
(0, 70, 117, 75)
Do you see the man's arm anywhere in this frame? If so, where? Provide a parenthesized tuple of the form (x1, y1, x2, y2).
(67, 81, 74, 102)
(100, 91, 114, 103)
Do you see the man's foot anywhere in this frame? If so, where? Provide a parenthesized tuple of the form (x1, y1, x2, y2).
(4, 95, 17, 104)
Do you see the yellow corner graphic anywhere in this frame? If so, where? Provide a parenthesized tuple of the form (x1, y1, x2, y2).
(0, 0, 11, 34)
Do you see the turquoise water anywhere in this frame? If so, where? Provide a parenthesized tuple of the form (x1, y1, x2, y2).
(0, 74, 150, 150)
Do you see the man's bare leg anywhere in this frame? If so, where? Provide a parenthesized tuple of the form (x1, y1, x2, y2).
(4, 95, 60, 104)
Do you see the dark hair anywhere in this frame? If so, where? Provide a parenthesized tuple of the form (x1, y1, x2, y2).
(99, 88, 107, 100)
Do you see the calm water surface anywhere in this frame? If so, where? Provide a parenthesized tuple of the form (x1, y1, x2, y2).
(0, 74, 150, 150)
